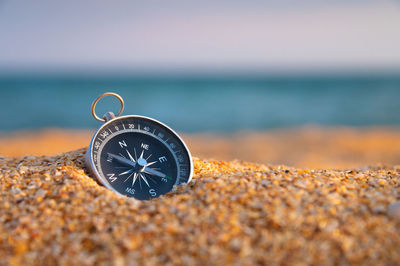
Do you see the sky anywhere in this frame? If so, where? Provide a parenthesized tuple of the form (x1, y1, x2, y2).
(0, 0, 400, 74)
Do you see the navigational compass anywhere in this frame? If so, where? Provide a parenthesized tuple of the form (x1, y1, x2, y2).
(85, 92, 193, 200)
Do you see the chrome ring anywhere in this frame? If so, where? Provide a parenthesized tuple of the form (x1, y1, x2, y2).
(91, 92, 125, 122)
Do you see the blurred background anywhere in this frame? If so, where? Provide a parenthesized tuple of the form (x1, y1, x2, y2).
(0, 0, 400, 168)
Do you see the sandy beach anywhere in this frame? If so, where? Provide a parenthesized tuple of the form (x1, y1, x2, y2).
(0, 148, 399, 265)
(1, 126, 400, 169)
(0, 127, 399, 264)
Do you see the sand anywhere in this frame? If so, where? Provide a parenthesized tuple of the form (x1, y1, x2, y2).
(1, 126, 400, 169)
(0, 148, 399, 265)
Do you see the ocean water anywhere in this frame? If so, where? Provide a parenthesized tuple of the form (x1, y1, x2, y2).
(0, 74, 399, 132)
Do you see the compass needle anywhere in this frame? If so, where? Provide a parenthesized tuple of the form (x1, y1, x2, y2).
(126, 149, 136, 162)
(139, 173, 150, 187)
(124, 171, 134, 182)
(107, 153, 136, 167)
(131, 173, 138, 187)
(119, 169, 134, 176)
(148, 175, 157, 184)
(145, 161, 157, 167)
(144, 167, 166, 178)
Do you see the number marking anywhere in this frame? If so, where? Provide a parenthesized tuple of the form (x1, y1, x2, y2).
(180, 169, 187, 176)
(94, 141, 101, 150)
(100, 131, 109, 139)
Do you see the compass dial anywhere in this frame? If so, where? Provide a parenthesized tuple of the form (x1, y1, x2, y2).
(87, 115, 193, 200)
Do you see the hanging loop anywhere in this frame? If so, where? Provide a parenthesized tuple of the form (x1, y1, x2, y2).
(91, 92, 124, 122)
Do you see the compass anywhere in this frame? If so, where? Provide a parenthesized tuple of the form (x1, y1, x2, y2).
(85, 92, 193, 200)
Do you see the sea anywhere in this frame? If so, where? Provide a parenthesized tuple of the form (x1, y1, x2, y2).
(0, 73, 399, 132)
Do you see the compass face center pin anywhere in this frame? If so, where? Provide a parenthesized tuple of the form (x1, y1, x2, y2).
(137, 158, 147, 166)
(137, 158, 147, 170)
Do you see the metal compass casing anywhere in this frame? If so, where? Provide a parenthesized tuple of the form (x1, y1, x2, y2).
(85, 92, 193, 200)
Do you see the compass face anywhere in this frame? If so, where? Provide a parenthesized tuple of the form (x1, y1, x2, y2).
(87, 115, 193, 200)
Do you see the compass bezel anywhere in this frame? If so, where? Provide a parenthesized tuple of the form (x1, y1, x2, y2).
(85, 115, 193, 199)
